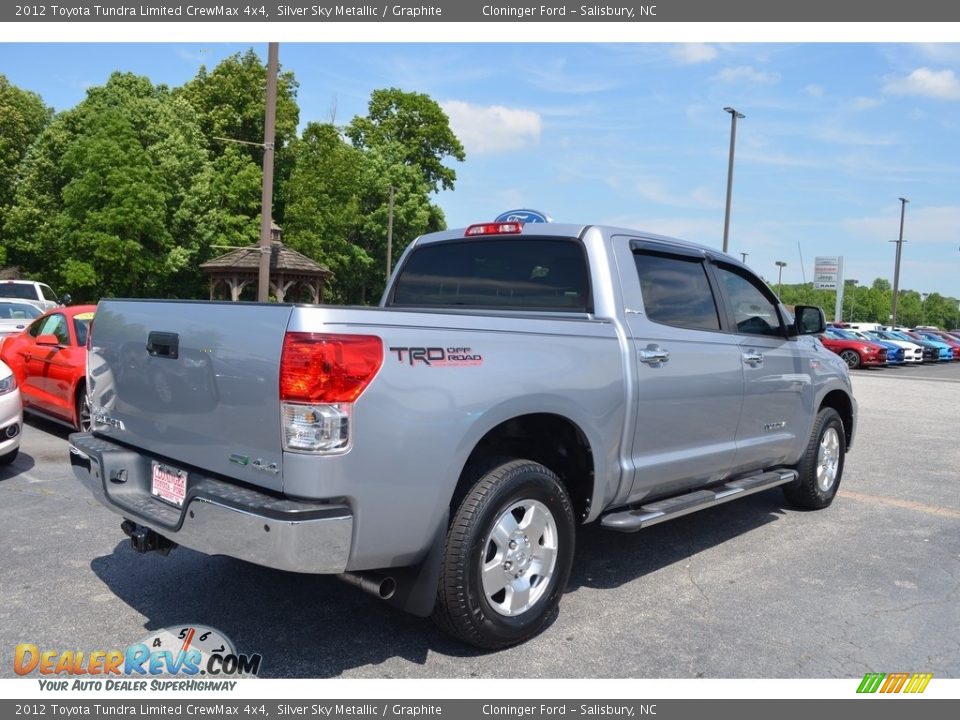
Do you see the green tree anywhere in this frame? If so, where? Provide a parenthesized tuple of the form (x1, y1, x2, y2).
(282, 122, 370, 303)
(0, 75, 52, 259)
(3, 72, 209, 300)
(345, 88, 465, 193)
(285, 104, 456, 304)
(177, 49, 299, 221)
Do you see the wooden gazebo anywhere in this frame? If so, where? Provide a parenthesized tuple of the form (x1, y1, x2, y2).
(200, 224, 332, 303)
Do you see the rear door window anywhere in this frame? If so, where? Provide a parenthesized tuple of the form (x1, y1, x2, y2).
(390, 238, 591, 312)
(633, 251, 721, 331)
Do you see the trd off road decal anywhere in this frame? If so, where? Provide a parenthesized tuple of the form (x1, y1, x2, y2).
(390, 346, 483, 366)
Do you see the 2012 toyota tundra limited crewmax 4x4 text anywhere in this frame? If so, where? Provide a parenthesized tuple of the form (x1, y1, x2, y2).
(70, 221, 856, 649)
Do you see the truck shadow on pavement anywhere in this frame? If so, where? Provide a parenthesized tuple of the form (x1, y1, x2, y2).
(89, 491, 786, 677)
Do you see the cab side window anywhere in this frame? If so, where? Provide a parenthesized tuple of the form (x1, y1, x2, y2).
(633, 251, 721, 331)
(714, 265, 784, 337)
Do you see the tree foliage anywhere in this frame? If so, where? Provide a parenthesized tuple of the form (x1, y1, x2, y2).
(345, 88, 465, 193)
(176, 49, 299, 221)
(3, 72, 209, 299)
(0, 75, 52, 258)
(778, 280, 960, 329)
(2, 52, 464, 306)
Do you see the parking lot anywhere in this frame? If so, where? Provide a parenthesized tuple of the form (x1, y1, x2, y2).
(2, 361, 959, 679)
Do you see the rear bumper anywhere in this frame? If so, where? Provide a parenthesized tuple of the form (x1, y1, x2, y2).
(68, 433, 353, 574)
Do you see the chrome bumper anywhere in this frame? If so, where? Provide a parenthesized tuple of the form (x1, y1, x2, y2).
(68, 433, 352, 574)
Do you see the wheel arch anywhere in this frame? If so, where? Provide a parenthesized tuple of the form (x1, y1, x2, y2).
(819, 389, 854, 450)
(453, 412, 596, 524)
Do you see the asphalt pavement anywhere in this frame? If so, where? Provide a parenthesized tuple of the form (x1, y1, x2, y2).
(2, 361, 958, 678)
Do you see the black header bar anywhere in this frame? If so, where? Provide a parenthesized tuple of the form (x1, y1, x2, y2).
(4, 0, 960, 23)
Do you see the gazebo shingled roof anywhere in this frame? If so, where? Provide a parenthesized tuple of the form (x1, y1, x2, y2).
(200, 226, 332, 303)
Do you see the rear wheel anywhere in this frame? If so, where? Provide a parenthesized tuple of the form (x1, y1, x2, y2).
(783, 407, 845, 509)
(433, 459, 575, 649)
(839, 349, 861, 369)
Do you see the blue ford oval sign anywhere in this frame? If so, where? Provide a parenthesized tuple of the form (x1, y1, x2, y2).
(495, 209, 552, 223)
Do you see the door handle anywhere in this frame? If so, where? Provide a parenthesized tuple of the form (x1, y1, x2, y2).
(743, 351, 764, 367)
(147, 331, 179, 359)
(638, 346, 670, 365)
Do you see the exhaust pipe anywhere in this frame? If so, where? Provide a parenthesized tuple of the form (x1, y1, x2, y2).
(338, 571, 397, 600)
(120, 520, 177, 556)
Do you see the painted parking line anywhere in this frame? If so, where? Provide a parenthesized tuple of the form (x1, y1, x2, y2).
(839, 489, 960, 519)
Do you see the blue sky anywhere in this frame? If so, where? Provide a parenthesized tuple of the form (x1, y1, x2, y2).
(2, 41, 960, 298)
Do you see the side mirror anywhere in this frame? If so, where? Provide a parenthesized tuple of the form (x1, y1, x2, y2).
(61, 293, 72, 306)
(794, 305, 826, 336)
(36, 334, 62, 347)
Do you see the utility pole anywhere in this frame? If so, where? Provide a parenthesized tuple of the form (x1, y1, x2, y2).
(385, 186, 395, 282)
(257, 42, 279, 303)
(722, 107, 745, 254)
(890, 197, 908, 326)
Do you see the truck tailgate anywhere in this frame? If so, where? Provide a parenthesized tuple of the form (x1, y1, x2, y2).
(88, 300, 293, 492)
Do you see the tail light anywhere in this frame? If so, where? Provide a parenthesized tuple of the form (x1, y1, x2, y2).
(279, 333, 383, 453)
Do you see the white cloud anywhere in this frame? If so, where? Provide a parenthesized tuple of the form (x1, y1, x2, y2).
(630, 178, 720, 210)
(441, 101, 542, 155)
(671, 43, 718, 65)
(843, 205, 960, 246)
(850, 96, 882, 111)
(884, 68, 960, 101)
(804, 84, 824, 97)
(712, 66, 781, 85)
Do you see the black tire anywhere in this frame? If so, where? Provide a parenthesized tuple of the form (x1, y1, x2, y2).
(783, 407, 846, 509)
(839, 349, 861, 369)
(433, 459, 575, 650)
(76, 386, 92, 432)
(0, 447, 18, 466)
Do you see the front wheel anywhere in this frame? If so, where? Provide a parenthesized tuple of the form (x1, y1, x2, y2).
(783, 407, 846, 509)
(75, 387, 92, 432)
(433, 459, 575, 650)
(839, 349, 861, 369)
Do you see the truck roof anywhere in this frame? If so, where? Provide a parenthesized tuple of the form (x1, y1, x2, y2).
(417, 222, 723, 257)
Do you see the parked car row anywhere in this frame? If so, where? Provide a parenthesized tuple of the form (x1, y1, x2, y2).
(822, 322, 960, 369)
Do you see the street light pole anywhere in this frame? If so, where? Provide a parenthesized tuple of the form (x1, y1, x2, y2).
(739, 252, 749, 264)
(775, 260, 787, 297)
(722, 107, 745, 254)
(890, 197, 909, 327)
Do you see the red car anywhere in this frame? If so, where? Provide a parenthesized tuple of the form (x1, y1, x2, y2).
(819, 329, 888, 369)
(0, 305, 96, 431)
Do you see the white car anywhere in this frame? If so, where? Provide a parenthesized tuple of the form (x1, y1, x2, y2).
(0, 359, 22, 465)
(0, 300, 43, 338)
(862, 329, 924, 364)
(0, 280, 66, 312)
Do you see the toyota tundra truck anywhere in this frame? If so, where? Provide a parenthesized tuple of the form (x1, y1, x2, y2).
(69, 221, 856, 649)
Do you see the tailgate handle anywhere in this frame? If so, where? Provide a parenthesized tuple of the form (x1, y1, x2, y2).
(147, 331, 179, 359)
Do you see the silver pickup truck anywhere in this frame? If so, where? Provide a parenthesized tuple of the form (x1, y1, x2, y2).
(70, 221, 856, 649)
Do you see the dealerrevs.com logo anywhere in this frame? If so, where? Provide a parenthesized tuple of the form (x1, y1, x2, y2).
(15, 625, 261, 691)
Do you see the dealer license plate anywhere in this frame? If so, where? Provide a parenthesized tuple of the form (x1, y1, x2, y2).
(151, 462, 187, 507)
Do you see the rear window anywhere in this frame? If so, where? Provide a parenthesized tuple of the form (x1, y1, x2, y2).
(0, 283, 39, 301)
(389, 238, 591, 312)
